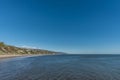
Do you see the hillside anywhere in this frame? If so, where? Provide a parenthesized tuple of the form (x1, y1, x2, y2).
(0, 42, 56, 55)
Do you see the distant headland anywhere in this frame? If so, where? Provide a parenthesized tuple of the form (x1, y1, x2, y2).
(0, 42, 62, 59)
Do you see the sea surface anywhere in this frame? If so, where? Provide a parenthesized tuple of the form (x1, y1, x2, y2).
(0, 54, 120, 80)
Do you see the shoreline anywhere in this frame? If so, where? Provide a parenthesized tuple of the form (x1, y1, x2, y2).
(0, 54, 23, 59)
(0, 54, 52, 59)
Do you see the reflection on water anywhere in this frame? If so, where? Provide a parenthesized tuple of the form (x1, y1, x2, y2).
(0, 54, 120, 80)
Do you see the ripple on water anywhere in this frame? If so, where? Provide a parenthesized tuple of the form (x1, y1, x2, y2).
(0, 55, 120, 80)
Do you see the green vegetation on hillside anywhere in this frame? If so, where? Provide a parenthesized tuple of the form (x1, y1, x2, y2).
(0, 42, 56, 55)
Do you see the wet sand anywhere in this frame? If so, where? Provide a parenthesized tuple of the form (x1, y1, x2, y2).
(0, 54, 48, 59)
(0, 54, 120, 80)
(0, 55, 23, 59)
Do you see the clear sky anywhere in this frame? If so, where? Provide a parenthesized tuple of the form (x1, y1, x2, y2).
(0, 0, 120, 54)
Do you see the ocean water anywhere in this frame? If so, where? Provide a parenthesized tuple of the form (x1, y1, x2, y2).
(0, 54, 120, 80)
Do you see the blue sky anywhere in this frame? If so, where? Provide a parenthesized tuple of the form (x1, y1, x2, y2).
(0, 0, 120, 53)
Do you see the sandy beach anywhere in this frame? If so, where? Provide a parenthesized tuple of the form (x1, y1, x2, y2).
(0, 54, 23, 59)
(0, 54, 56, 60)
(0, 54, 42, 59)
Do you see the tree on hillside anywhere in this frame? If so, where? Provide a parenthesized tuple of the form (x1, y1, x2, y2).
(0, 42, 5, 47)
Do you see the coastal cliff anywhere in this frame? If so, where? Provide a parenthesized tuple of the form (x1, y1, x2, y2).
(0, 42, 56, 55)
